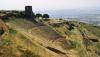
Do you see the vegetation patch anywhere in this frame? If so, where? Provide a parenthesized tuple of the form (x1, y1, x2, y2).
(2, 38, 12, 46)
(64, 40, 81, 49)
(78, 49, 88, 57)
(1, 15, 9, 22)
(20, 49, 40, 57)
(82, 24, 100, 38)
(95, 43, 100, 53)
(0, 46, 17, 57)
(9, 28, 17, 35)
(43, 19, 50, 21)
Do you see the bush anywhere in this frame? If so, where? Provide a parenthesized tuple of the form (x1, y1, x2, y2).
(21, 50, 40, 57)
(42, 14, 49, 19)
(35, 13, 42, 18)
(64, 40, 81, 49)
(70, 40, 80, 49)
(2, 15, 9, 22)
(12, 10, 19, 13)
(68, 25, 74, 30)
(95, 43, 100, 52)
(52, 23, 60, 27)
(15, 11, 25, 18)
(2, 38, 12, 46)
(59, 18, 63, 20)
(9, 28, 17, 35)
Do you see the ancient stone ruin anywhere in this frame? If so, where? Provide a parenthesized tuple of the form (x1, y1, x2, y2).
(25, 6, 34, 19)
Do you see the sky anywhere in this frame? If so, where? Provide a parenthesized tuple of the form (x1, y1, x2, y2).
(0, 0, 100, 10)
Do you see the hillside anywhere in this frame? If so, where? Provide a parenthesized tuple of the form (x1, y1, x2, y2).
(0, 18, 100, 57)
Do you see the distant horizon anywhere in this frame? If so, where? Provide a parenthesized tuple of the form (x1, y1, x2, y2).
(1, 8, 100, 19)
(0, 0, 100, 10)
(0, 0, 100, 19)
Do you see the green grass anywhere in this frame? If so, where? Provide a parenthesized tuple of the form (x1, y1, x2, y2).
(2, 38, 12, 46)
(95, 43, 100, 53)
(4, 18, 100, 57)
(63, 40, 81, 50)
(82, 24, 100, 38)
(78, 49, 88, 57)
(20, 49, 40, 57)
(9, 28, 17, 35)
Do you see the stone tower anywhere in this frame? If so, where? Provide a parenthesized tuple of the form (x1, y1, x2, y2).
(25, 6, 34, 19)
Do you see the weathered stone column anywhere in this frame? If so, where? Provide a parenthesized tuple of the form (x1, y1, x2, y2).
(25, 6, 34, 19)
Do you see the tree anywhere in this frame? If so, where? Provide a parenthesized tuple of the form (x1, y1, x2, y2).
(19, 11, 25, 18)
(2, 15, 9, 22)
(6, 13, 15, 17)
(15, 11, 25, 18)
(42, 14, 49, 19)
(35, 13, 42, 18)
(12, 10, 19, 13)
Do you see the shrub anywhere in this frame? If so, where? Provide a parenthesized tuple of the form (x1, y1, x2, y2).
(12, 10, 19, 13)
(21, 50, 40, 57)
(59, 18, 63, 20)
(2, 38, 12, 46)
(69, 40, 80, 49)
(14, 11, 25, 18)
(64, 40, 81, 49)
(2, 15, 9, 22)
(68, 25, 74, 31)
(35, 13, 42, 18)
(42, 14, 49, 19)
(9, 28, 17, 35)
(52, 23, 60, 27)
(95, 43, 100, 53)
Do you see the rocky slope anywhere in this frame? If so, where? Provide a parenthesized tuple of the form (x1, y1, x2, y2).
(0, 18, 100, 57)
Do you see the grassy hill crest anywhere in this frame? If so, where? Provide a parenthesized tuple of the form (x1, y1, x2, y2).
(0, 18, 100, 57)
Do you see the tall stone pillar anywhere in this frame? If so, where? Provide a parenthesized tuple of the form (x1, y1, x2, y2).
(25, 6, 34, 19)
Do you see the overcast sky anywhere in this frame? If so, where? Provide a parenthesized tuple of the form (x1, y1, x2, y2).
(0, 0, 100, 10)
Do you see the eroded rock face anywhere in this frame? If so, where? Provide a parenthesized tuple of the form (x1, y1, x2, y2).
(0, 27, 4, 36)
(0, 19, 8, 31)
(89, 39, 99, 42)
(0, 19, 9, 37)
(46, 47, 66, 55)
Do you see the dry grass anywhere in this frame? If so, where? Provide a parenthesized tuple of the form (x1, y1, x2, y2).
(0, 18, 99, 57)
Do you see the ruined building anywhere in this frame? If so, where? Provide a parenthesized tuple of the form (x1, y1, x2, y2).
(25, 6, 35, 19)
